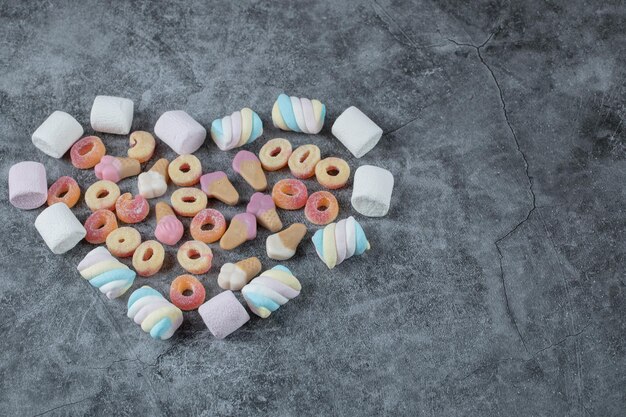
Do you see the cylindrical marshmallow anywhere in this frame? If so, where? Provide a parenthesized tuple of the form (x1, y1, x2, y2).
(32, 111, 84, 158)
(35, 203, 86, 254)
(331, 106, 383, 158)
(351, 165, 394, 217)
(8, 161, 47, 210)
(198, 291, 250, 339)
(154, 110, 206, 155)
(90, 95, 134, 135)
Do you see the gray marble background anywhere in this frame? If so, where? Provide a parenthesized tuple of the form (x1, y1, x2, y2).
(1, 0, 625, 416)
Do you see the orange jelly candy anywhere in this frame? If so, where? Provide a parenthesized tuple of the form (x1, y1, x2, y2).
(169, 274, 206, 311)
(47, 176, 81, 208)
(190, 209, 227, 243)
(304, 191, 339, 225)
(272, 179, 308, 210)
(70, 136, 106, 169)
(84, 209, 118, 244)
(115, 193, 150, 224)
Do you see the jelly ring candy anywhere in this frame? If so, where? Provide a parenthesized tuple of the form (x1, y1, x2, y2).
(106, 226, 141, 257)
(305, 191, 339, 225)
(271, 179, 308, 210)
(169, 274, 206, 311)
(115, 193, 150, 224)
(70, 136, 106, 169)
(47, 176, 81, 208)
(132, 240, 165, 277)
(288, 144, 321, 179)
(127, 131, 156, 163)
(177, 240, 213, 274)
(171, 187, 207, 217)
(258, 138, 292, 171)
(85, 180, 121, 211)
(190, 209, 227, 243)
(168, 154, 202, 186)
(84, 209, 118, 244)
(315, 157, 350, 189)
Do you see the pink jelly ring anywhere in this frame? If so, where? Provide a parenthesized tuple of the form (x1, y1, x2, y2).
(304, 191, 339, 225)
(190, 209, 227, 243)
(47, 176, 81, 208)
(84, 209, 118, 244)
(70, 136, 106, 169)
(271, 179, 308, 210)
(170, 274, 206, 311)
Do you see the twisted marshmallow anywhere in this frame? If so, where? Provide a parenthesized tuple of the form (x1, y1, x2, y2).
(127, 286, 183, 340)
(311, 216, 370, 269)
(77, 247, 136, 299)
(241, 265, 301, 318)
(272, 93, 326, 134)
(210, 108, 263, 151)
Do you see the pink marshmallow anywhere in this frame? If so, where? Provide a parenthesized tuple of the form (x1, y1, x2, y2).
(198, 291, 250, 339)
(9, 161, 47, 210)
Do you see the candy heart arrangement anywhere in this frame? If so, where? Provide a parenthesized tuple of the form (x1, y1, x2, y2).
(8, 93, 395, 340)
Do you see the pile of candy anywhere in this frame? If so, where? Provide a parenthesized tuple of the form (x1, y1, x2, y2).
(9, 94, 395, 340)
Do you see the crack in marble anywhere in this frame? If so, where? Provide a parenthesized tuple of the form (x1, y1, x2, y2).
(448, 32, 538, 356)
(32, 396, 93, 417)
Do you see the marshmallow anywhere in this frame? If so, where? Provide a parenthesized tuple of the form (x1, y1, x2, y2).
(210, 107, 263, 151)
(127, 286, 183, 340)
(32, 111, 83, 158)
(77, 247, 136, 299)
(351, 165, 394, 217)
(8, 161, 47, 210)
(312, 216, 370, 269)
(241, 265, 301, 318)
(272, 93, 326, 134)
(198, 291, 250, 339)
(35, 203, 86, 254)
(331, 106, 383, 158)
(90, 95, 134, 135)
(154, 110, 206, 155)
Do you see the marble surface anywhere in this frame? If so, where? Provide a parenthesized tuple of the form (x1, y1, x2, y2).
(1, 1, 625, 416)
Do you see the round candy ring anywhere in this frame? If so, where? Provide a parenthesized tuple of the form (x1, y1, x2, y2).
(272, 179, 308, 210)
(304, 191, 339, 225)
(169, 274, 206, 311)
(84, 209, 118, 244)
(85, 180, 120, 212)
(47, 176, 81, 208)
(177, 240, 213, 274)
(190, 209, 227, 243)
(259, 138, 292, 171)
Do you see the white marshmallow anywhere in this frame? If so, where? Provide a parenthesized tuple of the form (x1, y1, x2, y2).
(35, 203, 86, 254)
(154, 110, 206, 155)
(137, 171, 167, 199)
(90, 95, 134, 135)
(331, 106, 383, 158)
(32, 111, 83, 158)
(351, 165, 394, 217)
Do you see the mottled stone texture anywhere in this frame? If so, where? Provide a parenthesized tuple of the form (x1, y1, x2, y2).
(1, 0, 624, 416)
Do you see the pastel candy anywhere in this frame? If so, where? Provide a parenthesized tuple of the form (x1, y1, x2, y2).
(8, 161, 47, 210)
(77, 247, 136, 299)
(127, 286, 183, 340)
(200, 171, 239, 206)
(331, 106, 383, 158)
(210, 107, 263, 150)
(138, 158, 169, 199)
(154, 110, 206, 155)
(220, 213, 257, 250)
(272, 94, 326, 134)
(218, 257, 262, 291)
(351, 165, 394, 217)
(198, 291, 250, 339)
(241, 265, 301, 318)
(90, 95, 134, 135)
(94, 156, 141, 183)
(246, 192, 282, 232)
(35, 203, 86, 254)
(311, 216, 370, 269)
(266, 223, 307, 261)
(232, 150, 267, 191)
(32, 111, 84, 158)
